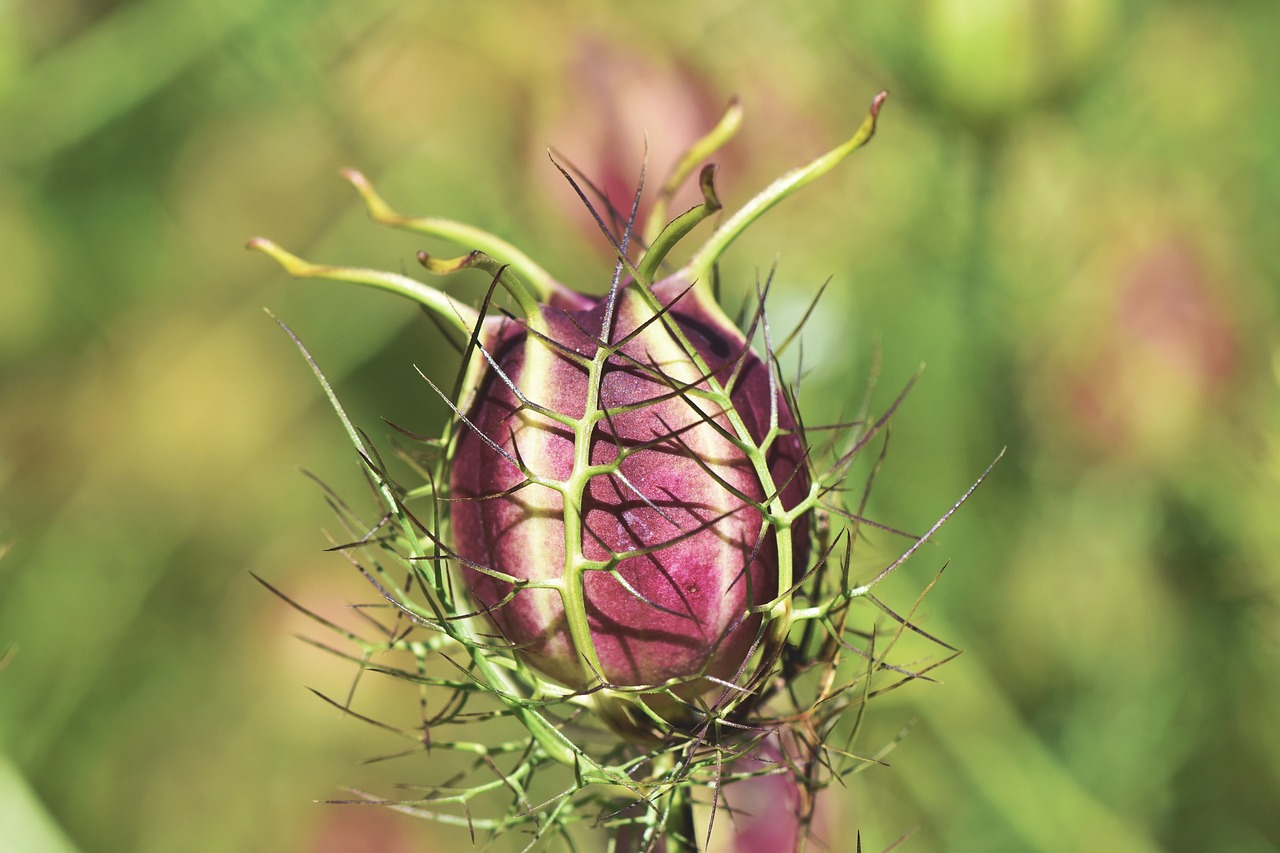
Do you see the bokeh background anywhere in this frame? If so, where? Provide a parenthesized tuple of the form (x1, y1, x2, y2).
(2, 0, 1278, 851)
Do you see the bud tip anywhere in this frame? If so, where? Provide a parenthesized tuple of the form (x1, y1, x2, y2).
(871, 90, 889, 118)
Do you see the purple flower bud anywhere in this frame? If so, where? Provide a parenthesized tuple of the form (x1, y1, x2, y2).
(248, 91, 889, 736)
(249, 90, 984, 852)
(452, 274, 809, 694)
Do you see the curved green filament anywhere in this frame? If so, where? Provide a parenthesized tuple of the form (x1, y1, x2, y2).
(635, 164, 722, 285)
(643, 97, 744, 245)
(684, 91, 886, 284)
(247, 238, 480, 335)
(416, 249, 543, 324)
(341, 168, 567, 303)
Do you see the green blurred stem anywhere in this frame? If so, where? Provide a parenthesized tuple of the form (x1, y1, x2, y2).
(0, 0, 297, 164)
(664, 787, 697, 853)
(958, 131, 1027, 485)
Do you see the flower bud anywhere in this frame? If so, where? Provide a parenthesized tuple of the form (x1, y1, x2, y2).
(452, 273, 809, 694)
(249, 92, 890, 742)
(253, 93, 1000, 847)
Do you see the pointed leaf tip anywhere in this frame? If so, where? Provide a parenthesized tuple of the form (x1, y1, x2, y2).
(341, 168, 400, 223)
(246, 237, 319, 277)
(417, 250, 478, 275)
(416, 249, 543, 320)
(635, 163, 725, 283)
(697, 164, 721, 212)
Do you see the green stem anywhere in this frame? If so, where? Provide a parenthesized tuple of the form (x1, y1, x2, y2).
(636, 164, 722, 285)
(643, 97, 744, 245)
(416, 248, 543, 323)
(247, 237, 480, 335)
(684, 91, 886, 285)
(342, 168, 566, 303)
(664, 785, 698, 853)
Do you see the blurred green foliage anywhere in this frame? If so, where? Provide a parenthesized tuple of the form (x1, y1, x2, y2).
(1, 0, 1277, 851)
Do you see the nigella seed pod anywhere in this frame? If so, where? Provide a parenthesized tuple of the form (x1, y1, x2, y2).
(451, 271, 810, 696)
(251, 94, 886, 730)
(253, 91, 997, 846)
(250, 93, 916, 752)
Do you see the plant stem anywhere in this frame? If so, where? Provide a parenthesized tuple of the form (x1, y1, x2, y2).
(664, 786, 698, 853)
